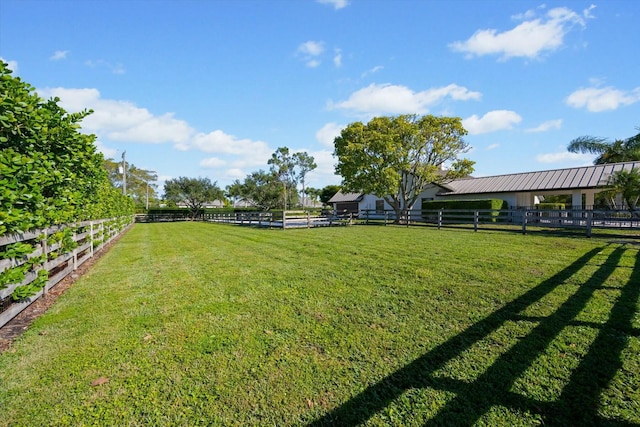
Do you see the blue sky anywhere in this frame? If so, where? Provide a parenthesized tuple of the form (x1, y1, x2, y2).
(1, 0, 639, 193)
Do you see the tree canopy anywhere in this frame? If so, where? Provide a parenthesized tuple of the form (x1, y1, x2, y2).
(334, 114, 474, 220)
(163, 177, 224, 219)
(238, 170, 283, 211)
(319, 185, 341, 206)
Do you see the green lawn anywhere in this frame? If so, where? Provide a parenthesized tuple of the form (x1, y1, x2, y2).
(0, 223, 638, 426)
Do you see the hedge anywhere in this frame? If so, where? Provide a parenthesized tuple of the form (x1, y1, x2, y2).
(422, 199, 509, 222)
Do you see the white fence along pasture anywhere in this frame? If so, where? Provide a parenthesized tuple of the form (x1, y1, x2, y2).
(0, 217, 133, 329)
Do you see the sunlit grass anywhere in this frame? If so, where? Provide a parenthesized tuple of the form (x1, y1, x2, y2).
(0, 222, 638, 426)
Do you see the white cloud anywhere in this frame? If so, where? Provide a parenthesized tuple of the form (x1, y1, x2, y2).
(297, 40, 325, 67)
(486, 143, 500, 150)
(329, 83, 481, 116)
(178, 130, 272, 171)
(361, 65, 383, 78)
(35, 86, 279, 186)
(85, 59, 125, 74)
(449, 6, 594, 60)
(463, 110, 522, 135)
(39, 87, 194, 144)
(333, 49, 343, 67)
(536, 151, 594, 163)
(94, 140, 118, 158)
(566, 85, 640, 112)
(224, 168, 246, 180)
(316, 122, 345, 147)
(304, 149, 339, 187)
(298, 41, 324, 56)
(200, 157, 227, 168)
(1, 57, 18, 73)
(50, 50, 69, 61)
(316, 0, 349, 10)
(526, 119, 563, 133)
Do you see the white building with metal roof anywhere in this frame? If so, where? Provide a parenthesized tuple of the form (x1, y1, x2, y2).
(329, 161, 640, 213)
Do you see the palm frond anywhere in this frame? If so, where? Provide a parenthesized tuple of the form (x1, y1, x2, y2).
(566, 136, 609, 154)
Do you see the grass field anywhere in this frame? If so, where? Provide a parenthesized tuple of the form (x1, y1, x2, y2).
(0, 222, 638, 426)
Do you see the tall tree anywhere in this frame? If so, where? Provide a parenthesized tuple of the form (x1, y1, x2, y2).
(567, 129, 640, 164)
(334, 114, 474, 222)
(163, 177, 223, 220)
(240, 170, 282, 211)
(293, 151, 317, 207)
(268, 147, 297, 210)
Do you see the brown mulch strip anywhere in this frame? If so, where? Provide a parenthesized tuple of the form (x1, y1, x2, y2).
(0, 232, 127, 354)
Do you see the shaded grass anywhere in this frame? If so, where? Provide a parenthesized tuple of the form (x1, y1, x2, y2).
(0, 223, 638, 426)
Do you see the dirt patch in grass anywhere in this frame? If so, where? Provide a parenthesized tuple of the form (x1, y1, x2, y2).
(0, 235, 124, 354)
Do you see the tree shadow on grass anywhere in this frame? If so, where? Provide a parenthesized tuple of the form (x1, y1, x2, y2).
(308, 246, 640, 426)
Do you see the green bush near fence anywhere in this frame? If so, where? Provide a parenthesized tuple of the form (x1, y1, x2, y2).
(536, 203, 566, 210)
(534, 203, 566, 218)
(422, 199, 508, 222)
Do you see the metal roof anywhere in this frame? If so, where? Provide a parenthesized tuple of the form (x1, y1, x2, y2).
(440, 161, 640, 196)
(327, 192, 363, 203)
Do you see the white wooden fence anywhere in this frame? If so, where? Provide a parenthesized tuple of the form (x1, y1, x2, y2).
(0, 216, 134, 329)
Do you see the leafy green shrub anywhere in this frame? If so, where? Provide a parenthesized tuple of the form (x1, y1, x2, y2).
(1, 60, 134, 235)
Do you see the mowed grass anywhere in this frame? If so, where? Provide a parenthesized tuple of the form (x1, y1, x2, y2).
(0, 222, 638, 426)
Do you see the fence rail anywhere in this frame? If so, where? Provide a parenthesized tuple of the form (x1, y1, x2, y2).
(360, 208, 640, 236)
(0, 216, 134, 329)
(136, 211, 354, 228)
(136, 208, 639, 236)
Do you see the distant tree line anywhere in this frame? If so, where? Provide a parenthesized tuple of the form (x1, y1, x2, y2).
(163, 146, 340, 215)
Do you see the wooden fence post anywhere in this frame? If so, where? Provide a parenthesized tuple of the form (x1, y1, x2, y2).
(72, 224, 78, 270)
(41, 229, 48, 295)
(522, 211, 528, 234)
(586, 210, 593, 238)
(438, 210, 442, 230)
(89, 221, 94, 258)
(474, 211, 479, 232)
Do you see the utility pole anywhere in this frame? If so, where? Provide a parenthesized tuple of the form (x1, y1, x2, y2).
(121, 151, 127, 195)
(145, 171, 157, 210)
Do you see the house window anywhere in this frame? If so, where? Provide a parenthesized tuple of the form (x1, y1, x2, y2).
(375, 199, 385, 214)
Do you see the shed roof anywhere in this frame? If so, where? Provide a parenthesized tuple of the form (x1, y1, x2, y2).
(439, 161, 640, 196)
(327, 191, 363, 203)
